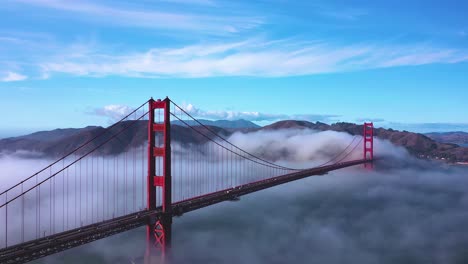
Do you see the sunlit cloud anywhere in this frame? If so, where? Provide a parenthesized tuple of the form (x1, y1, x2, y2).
(177, 102, 340, 122)
(0, 71, 27, 82)
(38, 39, 468, 78)
(89, 102, 338, 123)
(90, 104, 135, 122)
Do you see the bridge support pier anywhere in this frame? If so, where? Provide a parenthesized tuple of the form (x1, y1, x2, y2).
(363, 122, 374, 168)
(146, 213, 172, 263)
(146, 97, 172, 263)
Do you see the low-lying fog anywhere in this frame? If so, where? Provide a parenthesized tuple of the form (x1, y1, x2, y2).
(0, 128, 467, 263)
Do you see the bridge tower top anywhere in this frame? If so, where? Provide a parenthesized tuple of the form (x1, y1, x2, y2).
(363, 122, 374, 168)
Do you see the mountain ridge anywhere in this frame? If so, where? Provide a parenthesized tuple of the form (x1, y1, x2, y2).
(1, 120, 467, 162)
(425, 131, 468, 146)
(264, 120, 468, 162)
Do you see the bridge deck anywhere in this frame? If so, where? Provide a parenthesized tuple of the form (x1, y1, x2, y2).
(0, 159, 371, 264)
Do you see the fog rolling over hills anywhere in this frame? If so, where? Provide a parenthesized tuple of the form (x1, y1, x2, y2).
(1, 119, 467, 162)
(12, 127, 467, 264)
(1, 119, 467, 264)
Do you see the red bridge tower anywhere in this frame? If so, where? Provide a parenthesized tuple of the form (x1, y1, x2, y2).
(146, 97, 172, 263)
(363, 122, 374, 168)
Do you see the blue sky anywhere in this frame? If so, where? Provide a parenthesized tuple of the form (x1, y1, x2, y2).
(0, 0, 468, 137)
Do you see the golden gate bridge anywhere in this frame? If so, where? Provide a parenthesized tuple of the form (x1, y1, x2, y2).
(0, 97, 374, 263)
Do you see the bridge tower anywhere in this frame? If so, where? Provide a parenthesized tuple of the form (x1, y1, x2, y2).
(146, 97, 172, 263)
(363, 122, 374, 168)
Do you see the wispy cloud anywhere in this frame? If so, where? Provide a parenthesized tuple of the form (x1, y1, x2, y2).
(38, 38, 468, 78)
(90, 104, 134, 122)
(90, 102, 338, 123)
(160, 0, 216, 6)
(180, 103, 339, 122)
(355, 118, 385, 123)
(14, 0, 261, 34)
(320, 8, 368, 21)
(0, 36, 23, 43)
(0, 71, 27, 82)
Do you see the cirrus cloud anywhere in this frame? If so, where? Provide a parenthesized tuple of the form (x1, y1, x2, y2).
(39, 39, 468, 78)
(14, 0, 261, 34)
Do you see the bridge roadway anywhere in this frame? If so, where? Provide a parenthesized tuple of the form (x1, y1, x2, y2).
(0, 159, 372, 264)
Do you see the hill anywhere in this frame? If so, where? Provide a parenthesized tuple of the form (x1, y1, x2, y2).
(425, 132, 468, 146)
(1, 120, 467, 162)
(263, 121, 468, 162)
(0, 121, 231, 157)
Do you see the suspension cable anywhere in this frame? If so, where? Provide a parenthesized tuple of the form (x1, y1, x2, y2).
(0, 111, 149, 208)
(170, 99, 299, 171)
(170, 113, 300, 171)
(315, 136, 359, 167)
(0, 100, 149, 196)
(333, 137, 364, 164)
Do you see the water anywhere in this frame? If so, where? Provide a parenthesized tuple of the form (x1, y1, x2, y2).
(31, 162, 468, 264)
